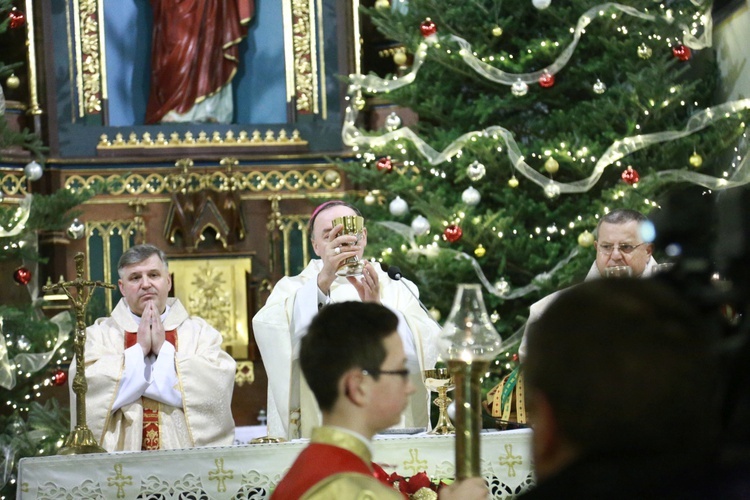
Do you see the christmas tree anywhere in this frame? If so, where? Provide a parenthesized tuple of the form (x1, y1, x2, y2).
(1, 2, 94, 496)
(340, 0, 750, 389)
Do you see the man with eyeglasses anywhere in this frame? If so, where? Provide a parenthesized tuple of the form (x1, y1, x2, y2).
(272, 302, 488, 500)
(519, 209, 657, 361)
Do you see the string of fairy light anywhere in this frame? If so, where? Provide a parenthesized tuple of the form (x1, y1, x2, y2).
(2, 197, 72, 413)
(344, 1, 750, 301)
(2, 317, 71, 413)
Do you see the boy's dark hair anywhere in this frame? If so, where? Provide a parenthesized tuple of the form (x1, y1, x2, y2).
(301, 302, 398, 411)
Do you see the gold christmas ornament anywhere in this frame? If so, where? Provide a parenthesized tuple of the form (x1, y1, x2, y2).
(354, 94, 366, 110)
(508, 176, 519, 188)
(474, 244, 486, 258)
(364, 192, 376, 205)
(413, 487, 438, 500)
(637, 43, 652, 59)
(429, 307, 441, 322)
(416, 184, 424, 193)
(577, 230, 595, 247)
(689, 152, 703, 168)
(6, 73, 20, 89)
(374, 0, 390, 9)
(544, 157, 559, 174)
(393, 51, 407, 66)
(492, 26, 503, 37)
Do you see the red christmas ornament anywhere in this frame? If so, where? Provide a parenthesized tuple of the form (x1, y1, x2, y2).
(512, 353, 519, 362)
(52, 369, 68, 387)
(621, 166, 640, 185)
(538, 71, 555, 88)
(672, 44, 692, 61)
(376, 156, 393, 173)
(443, 224, 463, 243)
(420, 18, 437, 38)
(13, 267, 32, 285)
(9, 7, 25, 29)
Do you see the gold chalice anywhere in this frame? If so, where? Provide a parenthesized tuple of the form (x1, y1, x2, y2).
(331, 215, 365, 276)
(424, 368, 455, 435)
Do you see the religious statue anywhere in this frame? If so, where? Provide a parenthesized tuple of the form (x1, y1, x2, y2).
(145, 0, 255, 124)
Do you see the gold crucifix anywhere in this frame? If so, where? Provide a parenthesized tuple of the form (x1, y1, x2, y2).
(43, 252, 115, 455)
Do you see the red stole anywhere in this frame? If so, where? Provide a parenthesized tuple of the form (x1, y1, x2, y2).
(124, 330, 177, 451)
(271, 442, 390, 499)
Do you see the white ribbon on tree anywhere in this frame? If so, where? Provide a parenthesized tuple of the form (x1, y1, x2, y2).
(0, 311, 73, 390)
(342, 2, 748, 195)
(0, 195, 32, 238)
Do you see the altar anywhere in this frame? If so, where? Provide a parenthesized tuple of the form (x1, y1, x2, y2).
(17, 429, 534, 499)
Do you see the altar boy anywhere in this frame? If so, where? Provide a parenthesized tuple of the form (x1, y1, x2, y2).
(271, 302, 487, 499)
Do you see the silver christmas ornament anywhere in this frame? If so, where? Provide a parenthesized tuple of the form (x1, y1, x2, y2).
(467, 160, 486, 181)
(461, 186, 481, 206)
(593, 79, 607, 94)
(544, 182, 561, 199)
(532, 0, 551, 9)
(364, 192, 376, 205)
(495, 278, 510, 297)
(17, 335, 31, 351)
(385, 112, 402, 131)
(511, 79, 529, 97)
(24, 161, 43, 181)
(389, 196, 409, 216)
(411, 215, 431, 235)
(67, 218, 85, 240)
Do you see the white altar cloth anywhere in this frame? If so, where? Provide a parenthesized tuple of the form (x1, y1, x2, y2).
(17, 429, 534, 499)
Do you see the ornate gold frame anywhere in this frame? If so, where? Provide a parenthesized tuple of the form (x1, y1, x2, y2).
(282, 0, 322, 116)
(69, 0, 325, 122)
(71, 0, 106, 117)
(168, 256, 252, 360)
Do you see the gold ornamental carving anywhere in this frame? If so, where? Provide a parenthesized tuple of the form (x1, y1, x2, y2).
(64, 168, 342, 196)
(96, 129, 308, 156)
(291, 0, 317, 114)
(235, 361, 255, 387)
(75, 0, 104, 116)
(0, 172, 29, 197)
(169, 257, 252, 359)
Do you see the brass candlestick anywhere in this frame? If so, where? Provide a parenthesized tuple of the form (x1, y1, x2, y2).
(449, 358, 491, 478)
(43, 252, 115, 455)
(440, 284, 503, 480)
(423, 368, 455, 435)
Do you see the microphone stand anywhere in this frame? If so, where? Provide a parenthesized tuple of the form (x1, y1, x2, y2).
(387, 265, 440, 326)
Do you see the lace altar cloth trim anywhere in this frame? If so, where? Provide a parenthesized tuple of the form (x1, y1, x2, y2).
(18, 429, 533, 499)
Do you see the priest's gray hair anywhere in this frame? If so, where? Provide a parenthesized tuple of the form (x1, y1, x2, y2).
(117, 244, 169, 277)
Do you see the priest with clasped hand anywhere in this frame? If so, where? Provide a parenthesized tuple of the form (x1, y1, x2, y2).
(69, 244, 236, 451)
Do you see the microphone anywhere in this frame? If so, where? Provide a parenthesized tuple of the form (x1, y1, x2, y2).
(386, 265, 437, 322)
(387, 265, 403, 281)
